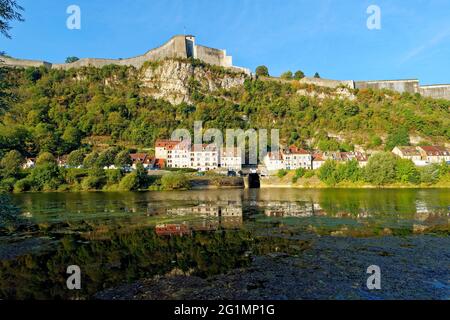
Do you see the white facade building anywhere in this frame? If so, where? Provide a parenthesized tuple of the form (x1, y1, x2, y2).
(392, 146, 422, 162)
(190, 144, 219, 171)
(155, 139, 181, 160)
(417, 146, 450, 164)
(263, 152, 285, 172)
(312, 153, 326, 170)
(283, 146, 312, 170)
(166, 141, 191, 169)
(220, 147, 242, 171)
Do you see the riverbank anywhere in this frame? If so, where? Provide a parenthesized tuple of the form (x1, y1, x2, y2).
(95, 234, 450, 300)
(260, 171, 450, 189)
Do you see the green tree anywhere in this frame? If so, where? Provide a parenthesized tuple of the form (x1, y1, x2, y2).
(386, 127, 410, 151)
(0, 0, 24, 38)
(280, 71, 293, 80)
(97, 148, 117, 168)
(65, 56, 80, 63)
(118, 163, 148, 191)
(83, 151, 99, 169)
(114, 150, 131, 168)
(29, 162, 63, 191)
(318, 160, 339, 186)
(36, 152, 56, 166)
(255, 65, 269, 77)
(67, 149, 85, 167)
(314, 72, 321, 78)
(395, 158, 420, 184)
(364, 152, 397, 185)
(340, 160, 362, 182)
(0, 150, 23, 178)
(62, 126, 81, 148)
(293, 70, 305, 80)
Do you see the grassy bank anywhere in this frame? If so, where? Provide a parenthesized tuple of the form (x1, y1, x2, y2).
(261, 170, 450, 189)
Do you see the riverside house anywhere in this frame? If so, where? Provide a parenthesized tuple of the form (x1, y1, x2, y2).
(392, 146, 422, 164)
(220, 147, 242, 171)
(283, 145, 312, 170)
(416, 146, 450, 164)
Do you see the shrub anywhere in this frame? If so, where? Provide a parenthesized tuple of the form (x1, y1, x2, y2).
(118, 173, 139, 191)
(161, 173, 190, 190)
(277, 169, 288, 178)
(280, 71, 293, 80)
(13, 178, 31, 192)
(292, 168, 306, 183)
(304, 170, 315, 179)
(419, 164, 440, 184)
(0, 177, 16, 192)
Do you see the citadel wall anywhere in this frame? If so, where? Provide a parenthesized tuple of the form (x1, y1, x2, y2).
(195, 45, 232, 68)
(354, 79, 420, 93)
(354, 79, 450, 100)
(1, 35, 448, 99)
(419, 84, 450, 100)
(0, 56, 52, 69)
(299, 77, 355, 89)
(52, 35, 188, 70)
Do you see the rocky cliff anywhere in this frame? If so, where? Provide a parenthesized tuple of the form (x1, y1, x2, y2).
(139, 59, 248, 104)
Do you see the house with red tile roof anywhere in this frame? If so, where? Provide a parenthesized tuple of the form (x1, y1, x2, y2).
(155, 139, 182, 159)
(283, 145, 312, 170)
(312, 153, 326, 170)
(417, 146, 450, 164)
(392, 146, 422, 162)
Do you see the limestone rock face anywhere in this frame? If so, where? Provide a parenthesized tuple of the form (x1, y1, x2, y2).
(140, 59, 247, 105)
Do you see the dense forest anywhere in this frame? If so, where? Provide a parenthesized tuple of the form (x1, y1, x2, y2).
(0, 60, 449, 191)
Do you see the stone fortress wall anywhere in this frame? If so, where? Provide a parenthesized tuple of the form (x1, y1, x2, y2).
(1, 35, 449, 100)
(354, 79, 420, 93)
(0, 35, 250, 74)
(299, 77, 450, 100)
(354, 79, 450, 100)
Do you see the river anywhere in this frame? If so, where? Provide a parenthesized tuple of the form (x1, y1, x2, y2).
(0, 189, 449, 299)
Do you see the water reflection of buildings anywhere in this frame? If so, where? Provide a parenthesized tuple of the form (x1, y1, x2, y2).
(264, 202, 326, 218)
(155, 202, 243, 236)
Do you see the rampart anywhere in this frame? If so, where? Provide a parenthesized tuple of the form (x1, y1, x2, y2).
(354, 79, 419, 93)
(419, 84, 450, 100)
(0, 35, 250, 74)
(0, 56, 52, 69)
(355, 79, 450, 100)
(299, 77, 355, 89)
(1, 35, 449, 99)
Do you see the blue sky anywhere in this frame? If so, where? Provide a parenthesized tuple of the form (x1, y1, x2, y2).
(2, 0, 450, 84)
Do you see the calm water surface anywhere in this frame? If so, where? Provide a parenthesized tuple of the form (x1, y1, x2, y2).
(0, 189, 449, 299)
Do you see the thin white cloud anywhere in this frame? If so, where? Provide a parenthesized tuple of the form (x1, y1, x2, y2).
(401, 27, 450, 63)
